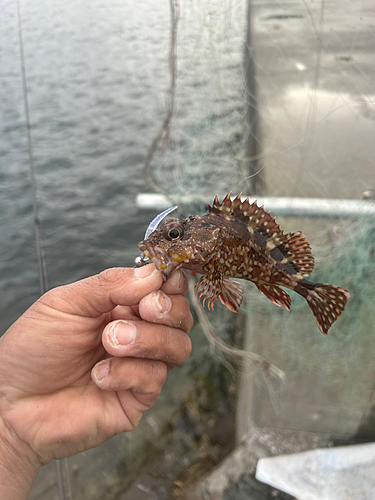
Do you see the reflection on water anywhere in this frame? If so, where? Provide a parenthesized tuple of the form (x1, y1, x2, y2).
(0, 0, 248, 334)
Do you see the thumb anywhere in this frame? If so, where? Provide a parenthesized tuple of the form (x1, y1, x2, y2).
(39, 265, 163, 317)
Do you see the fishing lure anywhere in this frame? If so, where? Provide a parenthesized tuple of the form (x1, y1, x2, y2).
(135, 205, 178, 267)
(138, 193, 350, 335)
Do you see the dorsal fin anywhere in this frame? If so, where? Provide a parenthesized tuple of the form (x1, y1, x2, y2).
(208, 193, 314, 277)
(276, 231, 315, 276)
(208, 193, 283, 238)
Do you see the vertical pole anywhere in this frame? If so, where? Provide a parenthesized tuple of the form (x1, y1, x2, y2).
(244, 0, 265, 194)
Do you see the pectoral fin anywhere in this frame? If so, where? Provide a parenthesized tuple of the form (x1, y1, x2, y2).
(195, 271, 223, 310)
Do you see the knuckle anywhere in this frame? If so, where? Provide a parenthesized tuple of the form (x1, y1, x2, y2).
(36, 285, 77, 313)
(39, 285, 67, 304)
(153, 361, 168, 386)
(175, 296, 193, 332)
(183, 298, 193, 318)
(97, 268, 126, 286)
(183, 336, 192, 360)
(37, 288, 57, 306)
(138, 327, 167, 359)
(136, 360, 167, 391)
(187, 311, 194, 331)
(173, 295, 189, 315)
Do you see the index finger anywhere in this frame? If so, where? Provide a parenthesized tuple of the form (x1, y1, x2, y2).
(39, 265, 163, 317)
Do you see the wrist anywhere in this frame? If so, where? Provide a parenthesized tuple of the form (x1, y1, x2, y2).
(0, 416, 41, 500)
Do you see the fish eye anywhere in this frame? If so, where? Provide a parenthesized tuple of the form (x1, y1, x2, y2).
(164, 226, 183, 241)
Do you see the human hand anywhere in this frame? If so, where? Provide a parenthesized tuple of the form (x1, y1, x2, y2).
(0, 265, 192, 496)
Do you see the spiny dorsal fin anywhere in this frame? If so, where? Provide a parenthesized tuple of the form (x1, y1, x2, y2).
(208, 193, 283, 238)
(208, 194, 314, 277)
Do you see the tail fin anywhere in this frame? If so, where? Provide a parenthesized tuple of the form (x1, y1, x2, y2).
(300, 282, 350, 335)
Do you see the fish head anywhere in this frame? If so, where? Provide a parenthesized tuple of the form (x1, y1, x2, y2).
(137, 215, 221, 279)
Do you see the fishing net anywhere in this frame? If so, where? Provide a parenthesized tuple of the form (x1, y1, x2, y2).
(4, 0, 375, 498)
(137, 0, 375, 479)
(237, 216, 375, 437)
(141, 0, 375, 440)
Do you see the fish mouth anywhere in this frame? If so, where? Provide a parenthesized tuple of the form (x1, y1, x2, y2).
(137, 241, 181, 281)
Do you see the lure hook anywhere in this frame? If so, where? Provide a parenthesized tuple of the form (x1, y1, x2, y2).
(134, 205, 178, 267)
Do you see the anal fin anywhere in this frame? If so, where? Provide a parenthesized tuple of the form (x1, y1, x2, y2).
(256, 283, 291, 311)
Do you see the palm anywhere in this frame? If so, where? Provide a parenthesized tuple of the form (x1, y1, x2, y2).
(0, 267, 192, 467)
(1, 304, 144, 462)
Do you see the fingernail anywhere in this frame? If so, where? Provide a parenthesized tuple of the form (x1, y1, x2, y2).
(108, 321, 137, 347)
(155, 291, 172, 315)
(167, 270, 184, 291)
(178, 271, 185, 290)
(176, 270, 185, 291)
(93, 359, 109, 382)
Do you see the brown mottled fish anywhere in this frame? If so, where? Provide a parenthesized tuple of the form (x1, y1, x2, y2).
(138, 193, 350, 335)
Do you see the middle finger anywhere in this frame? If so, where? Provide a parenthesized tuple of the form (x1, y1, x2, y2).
(138, 291, 193, 333)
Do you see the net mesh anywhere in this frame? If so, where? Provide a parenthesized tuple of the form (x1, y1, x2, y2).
(8, 0, 374, 498)
(142, 0, 375, 439)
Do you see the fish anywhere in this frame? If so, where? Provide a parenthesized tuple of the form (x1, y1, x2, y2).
(137, 193, 350, 335)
